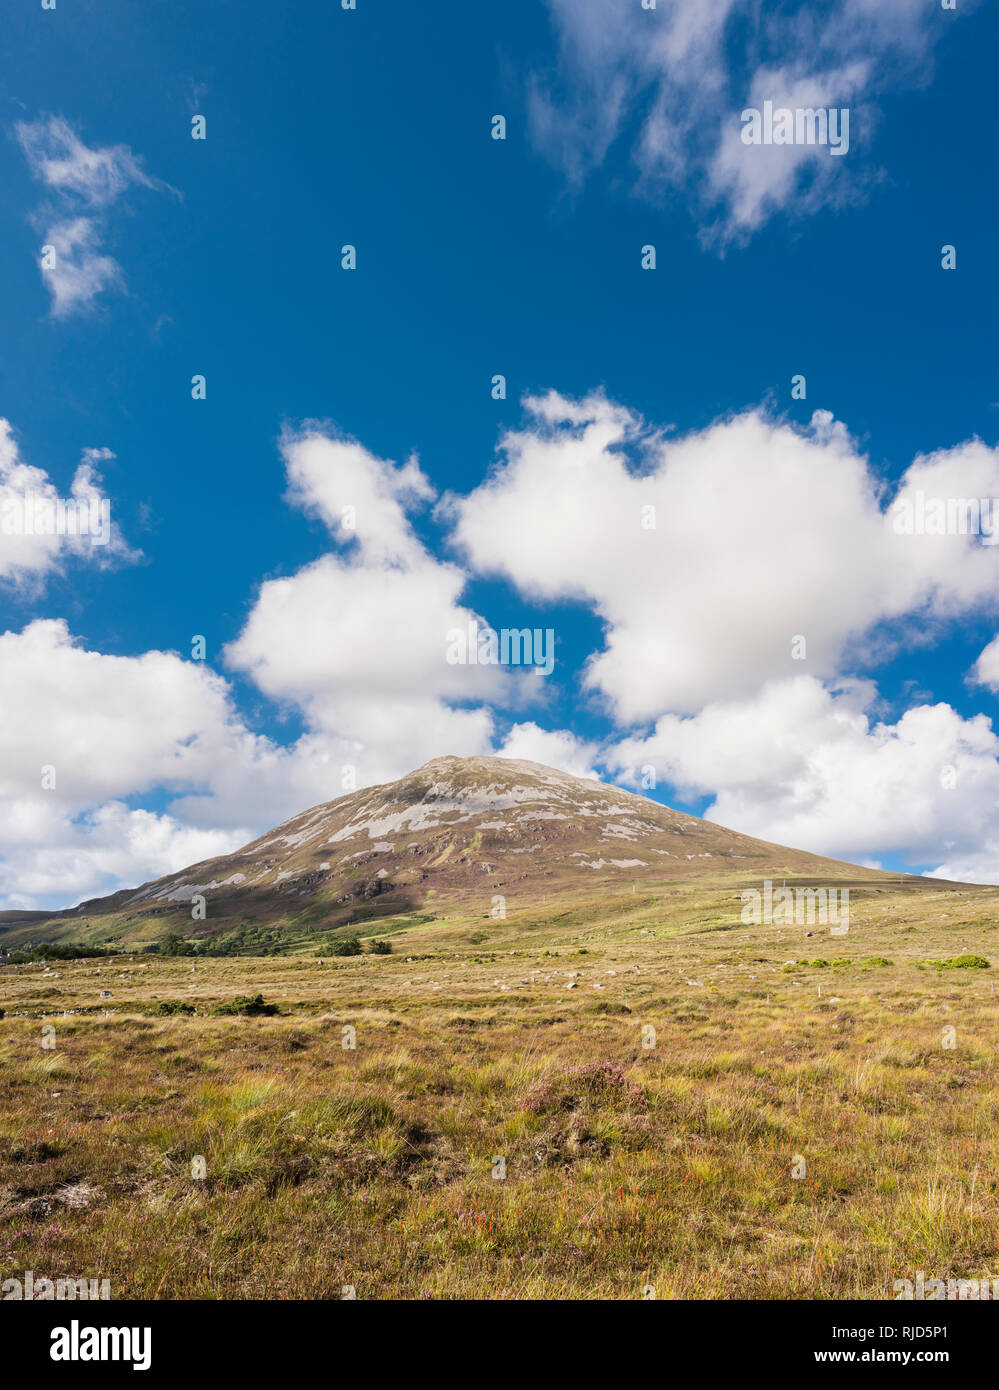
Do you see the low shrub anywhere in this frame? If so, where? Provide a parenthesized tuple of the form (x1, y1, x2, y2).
(330, 936, 362, 958)
(936, 954, 990, 970)
(154, 934, 200, 958)
(209, 993, 279, 1016)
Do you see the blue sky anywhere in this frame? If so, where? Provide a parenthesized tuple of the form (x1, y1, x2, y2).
(2, 0, 999, 908)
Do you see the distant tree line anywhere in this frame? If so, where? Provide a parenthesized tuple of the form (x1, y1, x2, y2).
(3, 941, 119, 965)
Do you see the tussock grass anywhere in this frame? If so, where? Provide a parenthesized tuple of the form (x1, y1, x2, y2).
(1, 878, 998, 1298)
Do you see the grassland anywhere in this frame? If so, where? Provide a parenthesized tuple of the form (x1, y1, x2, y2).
(1, 876, 997, 1299)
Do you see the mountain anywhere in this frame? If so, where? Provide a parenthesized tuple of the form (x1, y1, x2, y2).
(0, 756, 934, 948)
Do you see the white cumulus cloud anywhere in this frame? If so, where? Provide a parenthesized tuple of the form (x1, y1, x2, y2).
(0, 619, 356, 908)
(608, 675, 999, 883)
(449, 392, 999, 722)
(0, 420, 137, 591)
(971, 636, 999, 692)
(497, 722, 600, 780)
(224, 426, 516, 776)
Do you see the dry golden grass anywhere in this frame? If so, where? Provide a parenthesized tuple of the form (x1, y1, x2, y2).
(1, 878, 997, 1299)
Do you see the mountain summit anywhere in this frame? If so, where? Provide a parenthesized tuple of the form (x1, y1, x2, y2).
(11, 755, 915, 946)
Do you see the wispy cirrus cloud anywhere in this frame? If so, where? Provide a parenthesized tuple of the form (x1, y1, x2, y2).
(529, 0, 973, 245)
(14, 115, 165, 317)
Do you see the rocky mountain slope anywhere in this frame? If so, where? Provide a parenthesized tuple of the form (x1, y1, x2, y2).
(0, 756, 929, 947)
